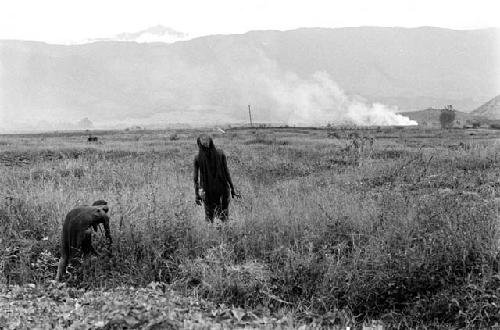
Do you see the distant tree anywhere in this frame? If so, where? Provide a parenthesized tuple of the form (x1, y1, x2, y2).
(439, 109, 455, 129)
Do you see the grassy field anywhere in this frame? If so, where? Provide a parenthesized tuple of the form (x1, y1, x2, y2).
(2, 126, 500, 328)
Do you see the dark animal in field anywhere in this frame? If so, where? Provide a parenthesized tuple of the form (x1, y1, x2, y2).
(194, 135, 239, 222)
(87, 136, 98, 142)
(55, 200, 112, 281)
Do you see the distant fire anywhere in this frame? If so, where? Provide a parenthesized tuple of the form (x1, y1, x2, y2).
(264, 71, 417, 126)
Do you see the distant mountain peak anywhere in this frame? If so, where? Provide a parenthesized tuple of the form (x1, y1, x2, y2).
(472, 95, 500, 119)
(86, 25, 190, 44)
(115, 25, 189, 43)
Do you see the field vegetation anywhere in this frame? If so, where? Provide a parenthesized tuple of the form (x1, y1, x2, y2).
(2, 127, 500, 328)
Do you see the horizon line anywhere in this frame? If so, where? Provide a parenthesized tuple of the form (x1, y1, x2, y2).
(1, 25, 498, 45)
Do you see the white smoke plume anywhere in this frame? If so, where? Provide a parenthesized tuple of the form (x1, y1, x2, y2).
(260, 70, 417, 126)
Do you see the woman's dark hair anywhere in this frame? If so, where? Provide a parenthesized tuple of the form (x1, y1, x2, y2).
(197, 135, 217, 178)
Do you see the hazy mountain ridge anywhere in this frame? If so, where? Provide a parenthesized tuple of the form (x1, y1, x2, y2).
(402, 107, 481, 126)
(0, 27, 498, 130)
(472, 95, 500, 119)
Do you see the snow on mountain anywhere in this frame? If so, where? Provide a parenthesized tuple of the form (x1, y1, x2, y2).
(114, 25, 190, 43)
(84, 25, 190, 44)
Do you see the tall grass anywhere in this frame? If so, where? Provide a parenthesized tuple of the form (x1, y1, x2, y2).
(1, 129, 500, 326)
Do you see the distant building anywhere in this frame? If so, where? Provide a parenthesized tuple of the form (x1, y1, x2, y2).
(420, 121, 441, 128)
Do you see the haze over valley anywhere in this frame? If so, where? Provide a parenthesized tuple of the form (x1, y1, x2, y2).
(0, 26, 498, 131)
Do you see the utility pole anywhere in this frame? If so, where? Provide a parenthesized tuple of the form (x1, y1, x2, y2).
(248, 104, 253, 127)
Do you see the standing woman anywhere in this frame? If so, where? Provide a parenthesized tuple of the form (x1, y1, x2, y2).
(194, 134, 239, 222)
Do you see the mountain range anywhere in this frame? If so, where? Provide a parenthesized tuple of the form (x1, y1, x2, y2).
(0, 26, 498, 130)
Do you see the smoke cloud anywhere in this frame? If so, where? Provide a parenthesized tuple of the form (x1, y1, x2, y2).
(240, 63, 417, 126)
(0, 44, 418, 131)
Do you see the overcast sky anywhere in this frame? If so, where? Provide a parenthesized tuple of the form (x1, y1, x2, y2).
(0, 0, 499, 43)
